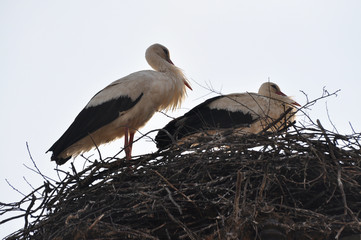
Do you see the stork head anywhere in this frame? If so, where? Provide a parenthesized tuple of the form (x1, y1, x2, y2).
(258, 82, 300, 107)
(146, 44, 173, 70)
(145, 43, 192, 90)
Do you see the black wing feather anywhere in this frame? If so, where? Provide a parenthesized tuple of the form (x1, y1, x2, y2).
(48, 93, 143, 157)
(155, 95, 256, 149)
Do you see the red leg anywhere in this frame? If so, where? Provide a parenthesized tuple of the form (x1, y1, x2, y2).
(125, 132, 135, 161)
(124, 127, 131, 161)
(124, 127, 129, 146)
(128, 132, 135, 153)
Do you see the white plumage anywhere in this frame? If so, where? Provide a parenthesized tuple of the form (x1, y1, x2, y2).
(155, 82, 300, 149)
(48, 43, 192, 164)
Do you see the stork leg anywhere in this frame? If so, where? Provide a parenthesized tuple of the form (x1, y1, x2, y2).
(128, 131, 135, 154)
(124, 127, 134, 161)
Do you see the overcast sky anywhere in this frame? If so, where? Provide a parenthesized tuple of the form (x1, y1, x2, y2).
(1, 0, 361, 237)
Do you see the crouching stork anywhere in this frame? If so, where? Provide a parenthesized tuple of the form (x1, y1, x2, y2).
(155, 82, 299, 149)
(47, 43, 192, 165)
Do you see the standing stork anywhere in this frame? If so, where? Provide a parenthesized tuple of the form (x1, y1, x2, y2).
(47, 43, 192, 165)
(155, 82, 300, 149)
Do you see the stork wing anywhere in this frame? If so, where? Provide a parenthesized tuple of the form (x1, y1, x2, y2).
(48, 93, 143, 156)
(155, 95, 257, 149)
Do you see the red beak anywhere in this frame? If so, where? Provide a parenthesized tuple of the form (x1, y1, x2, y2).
(276, 91, 287, 96)
(184, 80, 192, 90)
(291, 101, 301, 107)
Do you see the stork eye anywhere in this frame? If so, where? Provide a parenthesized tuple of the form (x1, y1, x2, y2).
(271, 84, 278, 91)
(163, 48, 169, 57)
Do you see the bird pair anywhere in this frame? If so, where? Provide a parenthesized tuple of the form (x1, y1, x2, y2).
(47, 44, 300, 165)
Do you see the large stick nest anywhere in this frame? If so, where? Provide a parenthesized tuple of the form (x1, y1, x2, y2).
(3, 121, 361, 240)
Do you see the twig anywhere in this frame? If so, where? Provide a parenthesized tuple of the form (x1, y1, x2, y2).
(5, 179, 26, 197)
(88, 213, 104, 230)
(24, 194, 36, 229)
(162, 206, 197, 240)
(153, 170, 193, 203)
(234, 170, 243, 221)
(165, 187, 183, 215)
(259, 108, 294, 134)
(88, 133, 103, 162)
(26, 142, 54, 183)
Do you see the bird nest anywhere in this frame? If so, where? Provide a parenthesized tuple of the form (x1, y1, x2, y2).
(3, 121, 361, 240)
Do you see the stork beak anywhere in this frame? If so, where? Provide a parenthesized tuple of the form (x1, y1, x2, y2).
(167, 59, 174, 65)
(276, 91, 287, 96)
(291, 101, 301, 107)
(184, 80, 193, 90)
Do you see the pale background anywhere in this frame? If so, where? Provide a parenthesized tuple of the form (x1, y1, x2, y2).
(1, 0, 360, 237)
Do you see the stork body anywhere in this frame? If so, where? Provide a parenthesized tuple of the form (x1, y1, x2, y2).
(155, 82, 299, 149)
(48, 44, 191, 164)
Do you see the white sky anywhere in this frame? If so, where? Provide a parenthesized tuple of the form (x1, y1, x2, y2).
(1, 0, 361, 237)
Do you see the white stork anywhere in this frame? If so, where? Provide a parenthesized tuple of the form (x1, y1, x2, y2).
(47, 43, 192, 165)
(155, 82, 300, 149)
